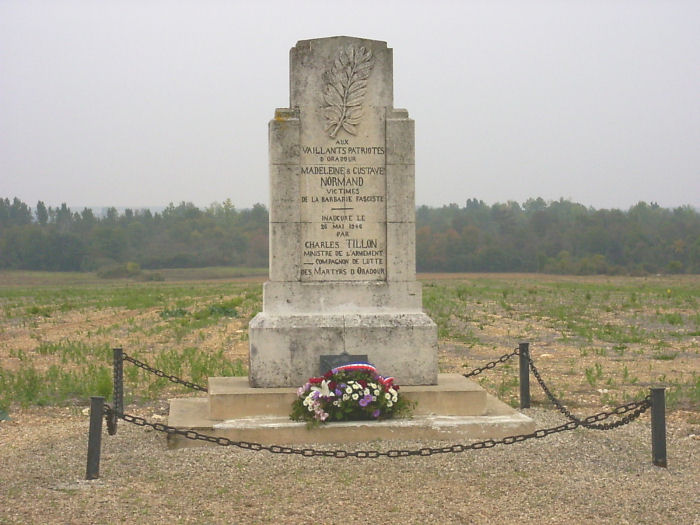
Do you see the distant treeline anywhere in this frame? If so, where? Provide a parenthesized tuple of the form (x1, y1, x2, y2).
(0, 198, 267, 272)
(416, 198, 699, 274)
(1, 196, 699, 275)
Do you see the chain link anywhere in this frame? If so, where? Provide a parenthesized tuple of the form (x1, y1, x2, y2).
(526, 353, 651, 430)
(122, 352, 208, 392)
(463, 347, 520, 378)
(461, 347, 651, 430)
(106, 405, 579, 457)
(110, 347, 651, 457)
(104, 401, 647, 459)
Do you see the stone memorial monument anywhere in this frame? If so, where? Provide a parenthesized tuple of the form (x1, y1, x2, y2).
(167, 37, 534, 446)
(249, 36, 438, 387)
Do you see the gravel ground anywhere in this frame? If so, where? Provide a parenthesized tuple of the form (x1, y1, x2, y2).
(1, 404, 698, 524)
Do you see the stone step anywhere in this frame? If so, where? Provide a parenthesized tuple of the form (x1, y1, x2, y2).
(166, 374, 534, 448)
(167, 394, 534, 448)
(208, 373, 486, 420)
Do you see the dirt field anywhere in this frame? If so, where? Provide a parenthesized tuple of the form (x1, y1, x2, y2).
(1, 271, 698, 524)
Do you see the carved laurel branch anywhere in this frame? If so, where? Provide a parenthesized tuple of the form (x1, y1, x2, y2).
(323, 45, 374, 138)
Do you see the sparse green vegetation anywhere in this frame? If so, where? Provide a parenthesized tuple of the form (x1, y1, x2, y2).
(0, 272, 258, 412)
(0, 363, 112, 407)
(0, 271, 698, 418)
(585, 363, 604, 387)
(423, 274, 699, 413)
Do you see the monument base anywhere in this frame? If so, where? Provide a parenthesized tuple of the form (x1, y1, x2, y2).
(166, 374, 535, 448)
(248, 312, 438, 387)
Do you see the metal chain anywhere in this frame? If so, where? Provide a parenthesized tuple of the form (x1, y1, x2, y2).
(527, 354, 651, 430)
(108, 405, 637, 457)
(105, 403, 118, 435)
(122, 352, 208, 392)
(113, 348, 651, 455)
(105, 403, 649, 458)
(463, 347, 520, 378)
(105, 404, 583, 458)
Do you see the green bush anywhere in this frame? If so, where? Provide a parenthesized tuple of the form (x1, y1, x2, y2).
(96, 261, 142, 279)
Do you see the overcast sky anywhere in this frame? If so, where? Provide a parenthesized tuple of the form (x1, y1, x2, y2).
(1, 0, 699, 212)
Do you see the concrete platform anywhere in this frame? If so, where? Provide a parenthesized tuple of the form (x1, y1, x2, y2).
(167, 374, 534, 448)
(208, 373, 486, 419)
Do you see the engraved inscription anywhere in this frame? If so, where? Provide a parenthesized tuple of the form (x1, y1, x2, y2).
(300, 133, 387, 282)
(323, 46, 374, 138)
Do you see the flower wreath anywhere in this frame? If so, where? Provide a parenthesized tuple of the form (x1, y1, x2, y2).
(290, 363, 413, 425)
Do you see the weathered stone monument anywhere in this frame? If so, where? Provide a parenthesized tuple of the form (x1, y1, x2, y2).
(167, 37, 534, 446)
(249, 36, 438, 387)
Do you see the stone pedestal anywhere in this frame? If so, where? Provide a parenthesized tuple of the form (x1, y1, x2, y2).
(249, 37, 438, 387)
(250, 312, 437, 387)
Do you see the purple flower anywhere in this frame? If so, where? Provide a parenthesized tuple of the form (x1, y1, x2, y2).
(334, 388, 342, 396)
(359, 394, 372, 407)
(372, 409, 381, 418)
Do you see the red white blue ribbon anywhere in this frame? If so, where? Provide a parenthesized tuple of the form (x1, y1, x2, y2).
(332, 363, 377, 374)
(331, 363, 395, 389)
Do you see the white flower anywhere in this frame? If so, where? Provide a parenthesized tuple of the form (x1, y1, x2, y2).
(342, 394, 349, 401)
(363, 388, 370, 396)
(387, 400, 393, 407)
(373, 389, 380, 396)
(392, 395, 398, 402)
(389, 388, 396, 395)
(352, 393, 359, 400)
(345, 387, 353, 394)
(369, 382, 377, 389)
(384, 393, 391, 400)
(353, 383, 361, 390)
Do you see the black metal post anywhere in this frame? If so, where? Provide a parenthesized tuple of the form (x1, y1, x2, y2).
(85, 396, 105, 480)
(113, 347, 123, 416)
(519, 342, 530, 409)
(651, 387, 667, 468)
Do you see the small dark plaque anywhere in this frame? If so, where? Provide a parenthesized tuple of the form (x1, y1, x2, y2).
(319, 353, 368, 375)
